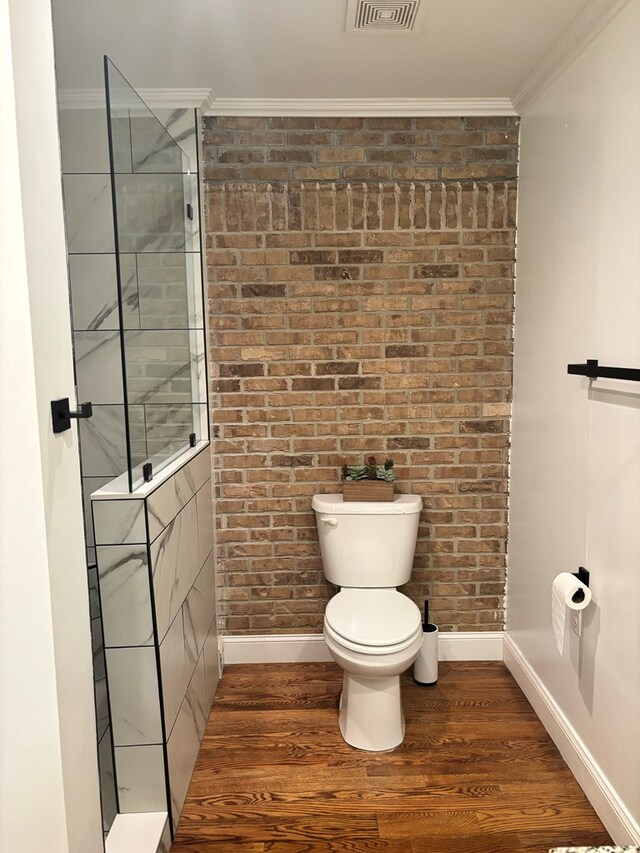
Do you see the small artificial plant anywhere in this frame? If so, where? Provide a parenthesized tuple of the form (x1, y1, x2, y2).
(341, 456, 395, 483)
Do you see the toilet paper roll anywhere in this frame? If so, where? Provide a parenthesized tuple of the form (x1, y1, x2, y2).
(552, 572, 592, 655)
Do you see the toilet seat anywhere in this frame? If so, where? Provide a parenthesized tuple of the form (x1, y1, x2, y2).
(324, 589, 422, 655)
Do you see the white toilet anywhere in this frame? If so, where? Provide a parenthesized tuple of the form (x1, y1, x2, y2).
(312, 493, 423, 751)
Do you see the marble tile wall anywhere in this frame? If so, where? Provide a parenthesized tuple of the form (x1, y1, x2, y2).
(92, 446, 218, 838)
(59, 99, 210, 841)
(60, 105, 206, 498)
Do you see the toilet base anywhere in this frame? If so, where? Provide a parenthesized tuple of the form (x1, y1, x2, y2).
(338, 672, 405, 752)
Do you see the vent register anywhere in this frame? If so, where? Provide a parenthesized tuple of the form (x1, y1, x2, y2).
(347, 0, 422, 32)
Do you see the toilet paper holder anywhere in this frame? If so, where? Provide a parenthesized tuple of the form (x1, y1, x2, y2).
(570, 566, 590, 604)
(572, 566, 590, 588)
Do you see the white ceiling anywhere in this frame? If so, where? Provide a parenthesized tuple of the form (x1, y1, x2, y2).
(51, 0, 593, 101)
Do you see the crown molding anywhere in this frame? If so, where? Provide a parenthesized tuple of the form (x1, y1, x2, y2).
(512, 0, 632, 113)
(204, 97, 516, 117)
(57, 87, 214, 112)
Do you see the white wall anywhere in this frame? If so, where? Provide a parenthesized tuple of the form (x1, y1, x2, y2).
(0, 0, 102, 849)
(508, 0, 640, 842)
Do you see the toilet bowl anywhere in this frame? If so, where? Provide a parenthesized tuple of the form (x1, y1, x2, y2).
(312, 494, 424, 752)
(324, 589, 423, 751)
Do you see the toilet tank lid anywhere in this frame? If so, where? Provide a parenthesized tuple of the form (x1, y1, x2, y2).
(312, 493, 422, 515)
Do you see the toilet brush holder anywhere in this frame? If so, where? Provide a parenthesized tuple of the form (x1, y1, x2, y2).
(413, 601, 438, 686)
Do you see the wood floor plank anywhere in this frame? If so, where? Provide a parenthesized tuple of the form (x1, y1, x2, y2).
(263, 841, 411, 852)
(174, 811, 379, 843)
(188, 766, 427, 794)
(517, 829, 614, 851)
(377, 809, 482, 838)
(181, 780, 603, 816)
(474, 804, 608, 834)
(171, 662, 612, 852)
(411, 832, 524, 852)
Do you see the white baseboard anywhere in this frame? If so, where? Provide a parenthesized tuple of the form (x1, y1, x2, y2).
(438, 631, 504, 661)
(504, 634, 640, 846)
(222, 631, 504, 665)
(223, 634, 333, 664)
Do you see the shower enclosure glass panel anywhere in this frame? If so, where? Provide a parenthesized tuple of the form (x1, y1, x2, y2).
(104, 58, 207, 491)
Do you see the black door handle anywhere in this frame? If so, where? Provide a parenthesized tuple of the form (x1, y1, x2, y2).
(51, 397, 93, 434)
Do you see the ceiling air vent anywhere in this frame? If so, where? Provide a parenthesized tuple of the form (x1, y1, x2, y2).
(347, 0, 422, 33)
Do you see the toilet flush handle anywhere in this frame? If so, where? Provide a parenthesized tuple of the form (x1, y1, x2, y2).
(321, 516, 338, 527)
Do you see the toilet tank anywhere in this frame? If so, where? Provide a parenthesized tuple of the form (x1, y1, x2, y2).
(312, 493, 422, 587)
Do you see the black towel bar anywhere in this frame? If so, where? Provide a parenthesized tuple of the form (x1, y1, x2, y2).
(567, 359, 640, 383)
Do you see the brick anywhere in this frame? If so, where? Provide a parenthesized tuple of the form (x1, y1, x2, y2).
(215, 117, 267, 130)
(467, 146, 513, 161)
(241, 284, 286, 298)
(436, 131, 485, 146)
(414, 118, 463, 130)
(268, 149, 314, 163)
(318, 117, 364, 129)
(314, 265, 361, 281)
(287, 132, 334, 146)
(318, 147, 365, 163)
(205, 118, 517, 636)
(243, 165, 290, 180)
(218, 149, 265, 164)
(415, 264, 460, 279)
(464, 117, 518, 130)
(202, 130, 236, 145)
(290, 250, 337, 265)
(391, 167, 439, 180)
(442, 165, 490, 180)
(236, 131, 286, 145)
(343, 165, 392, 180)
(268, 117, 318, 129)
(460, 420, 506, 434)
(291, 166, 340, 180)
(365, 118, 412, 130)
(340, 131, 385, 145)
(365, 148, 413, 163)
(315, 361, 359, 375)
(416, 149, 463, 164)
(203, 165, 242, 181)
(487, 129, 519, 145)
(291, 377, 335, 391)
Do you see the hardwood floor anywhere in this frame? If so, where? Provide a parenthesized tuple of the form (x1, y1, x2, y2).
(171, 661, 611, 852)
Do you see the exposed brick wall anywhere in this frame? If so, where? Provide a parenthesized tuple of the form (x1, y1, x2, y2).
(203, 116, 519, 183)
(202, 116, 518, 635)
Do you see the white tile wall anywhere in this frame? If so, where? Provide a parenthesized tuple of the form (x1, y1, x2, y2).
(69, 253, 139, 333)
(93, 499, 146, 546)
(150, 496, 199, 641)
(158, 611, 189, 735)
(74, 331, 124, 405)
(58, 108, 110, 174)
(115, 745, 167, 813)
(195, 480, 214, 568)
(146, 448, 211, 541)
(63, 174, 115, 254)
(184, 552, 216, 667)
(98, 545, 154, 647)
(106, 647, 163, 746)
(166, 658, 205, 831)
